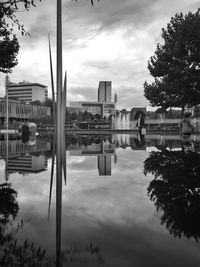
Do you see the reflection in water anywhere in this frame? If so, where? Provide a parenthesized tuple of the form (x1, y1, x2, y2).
(0, 183, 18, 224)
(50, 132, 105, 266)
(144, 144, 200, 241)
(0, 134, 50, 266)
(1, 133, 200, 265)
(0, 138, 50, 177)
(0, 183, 47, 266)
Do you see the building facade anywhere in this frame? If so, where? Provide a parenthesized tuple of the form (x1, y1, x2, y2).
(0, 98, 51, 123)
(69, 81, 116, 118)
(98, 81, 112, 102)
(7, 82, 48, 103)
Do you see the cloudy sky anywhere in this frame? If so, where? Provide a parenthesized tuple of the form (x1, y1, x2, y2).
(0, 0, 199, 109)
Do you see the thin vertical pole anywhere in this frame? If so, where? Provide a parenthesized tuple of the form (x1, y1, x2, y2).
(5, 74, 9, 131)
(48, 35, 56, 128)
(5, 133, 9, 182)
(56, 0, 63, 265)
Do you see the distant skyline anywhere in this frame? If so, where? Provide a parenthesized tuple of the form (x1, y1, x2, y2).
(0, 0, 199, 110)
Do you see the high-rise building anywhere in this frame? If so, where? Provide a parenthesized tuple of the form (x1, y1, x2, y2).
(7, 81, 48, 103)
(98, 81, 112, 102)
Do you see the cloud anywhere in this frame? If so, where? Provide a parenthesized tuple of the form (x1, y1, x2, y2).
(116, 87, 149, 109)
(68, 86, 98, 102)
(69, 156, 97, 171)
(2, 0, 199, 108)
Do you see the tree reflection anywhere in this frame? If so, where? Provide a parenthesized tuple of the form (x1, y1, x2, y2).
(144, 149, 200, 241)
(0, 183, 19, 224)
(0, 183, 47, 266)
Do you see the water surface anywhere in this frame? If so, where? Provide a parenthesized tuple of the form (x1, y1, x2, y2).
(0, 134, 200, 266)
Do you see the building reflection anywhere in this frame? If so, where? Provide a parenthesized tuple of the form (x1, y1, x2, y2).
(0, 138, 51, 176)
(0, 138, 51, 158)
(98, 155, 111, 176)
(67, 136, 115, 176)
(7, 154, 48, 175)
(65, 134, 200, 177)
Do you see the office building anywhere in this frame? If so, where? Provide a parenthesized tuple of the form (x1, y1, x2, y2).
(70, 81, 115, 118)
(98, 81, 112, 102)
(0, 98, 51, 123)
(7, 81, 48, 103)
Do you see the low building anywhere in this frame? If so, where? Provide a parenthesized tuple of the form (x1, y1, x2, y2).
(69, 81, 116, 118)
(0, 98, 51, 124)
(69, 101, 115, 118)
(7, 81, 48, 103)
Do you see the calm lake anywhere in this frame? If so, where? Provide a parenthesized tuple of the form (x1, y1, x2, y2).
(0, 133, 200, 267)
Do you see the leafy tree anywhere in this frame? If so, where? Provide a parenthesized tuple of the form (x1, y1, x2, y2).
(0, 8, 19, 73)
(0, 1, 42, 35)
(144, 149, 200, 241)
(30, 99, 42, 105)
(133, 110, 145, 120)
(144, 9, 200, 113)
(43, 97, 53, 108)
(121, 108, 127, 114)
(71, 112, 78, 121)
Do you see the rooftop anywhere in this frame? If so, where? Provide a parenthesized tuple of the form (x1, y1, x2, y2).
(8, 82, 47, 88)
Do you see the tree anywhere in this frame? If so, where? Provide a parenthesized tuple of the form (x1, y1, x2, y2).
(144, 9, 200, 113)
(0, 8, 19, 73)
(30, 99, 42, 105)
(0, 1, 42, 35)
(43, 97, 54, 112)
(144, 149, 200, 241)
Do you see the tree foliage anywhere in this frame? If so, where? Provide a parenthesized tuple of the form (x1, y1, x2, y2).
(144, 9, 200, 111)
(144, 149, 200, 241)
(0, 1, 42, 35)
(0, 13, 19, 73)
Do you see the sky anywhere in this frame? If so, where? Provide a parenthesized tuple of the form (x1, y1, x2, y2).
(0, 0, 199, 110)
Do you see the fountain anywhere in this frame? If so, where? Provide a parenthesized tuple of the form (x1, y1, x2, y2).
(115, 112, 131, 129)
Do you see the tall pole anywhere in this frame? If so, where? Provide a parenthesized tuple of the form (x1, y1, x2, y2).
(56, 0, 63, 265)
(5, 74, 9, 131)
(48, 35, 56, 128)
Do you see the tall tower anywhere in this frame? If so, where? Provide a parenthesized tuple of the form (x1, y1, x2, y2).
(114, 91, 117, 103)
(98, 81, 111, 103)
